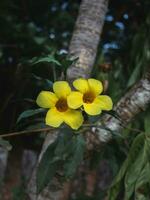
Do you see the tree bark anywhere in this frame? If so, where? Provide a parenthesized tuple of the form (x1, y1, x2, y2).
(67, 0, 108, 81)
(27, 0, 109, 199)
(90, 70, 150, 144)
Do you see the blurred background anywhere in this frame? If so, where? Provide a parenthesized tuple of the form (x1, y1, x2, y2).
(0, 0, 150, 199)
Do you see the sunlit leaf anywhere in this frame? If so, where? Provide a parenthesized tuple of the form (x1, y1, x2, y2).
(30, 55, 61, 66)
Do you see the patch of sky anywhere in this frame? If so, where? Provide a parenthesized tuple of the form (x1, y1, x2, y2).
(61, 2, 68, 10)
(51, 5, 57, 12)
(58, 49, 68, 55)
(105, 15, 114, 22)
(62, 32, 69, 38)
(103, 42, 119, 50)
(36, 27, 43, 32)
(49, 33, 55, 39)
(115, 22, 125, 30)
(8, 57, 13, 63)
(123, 14, 129, 19)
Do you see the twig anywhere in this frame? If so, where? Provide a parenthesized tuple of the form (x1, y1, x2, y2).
(121, 125, 143, 134)
(0, 127, 55, 138)
(0, 123, 144, 139)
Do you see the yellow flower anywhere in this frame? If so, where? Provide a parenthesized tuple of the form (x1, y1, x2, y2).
(36, 81, 83, 130)
(67, 78, 113, 115)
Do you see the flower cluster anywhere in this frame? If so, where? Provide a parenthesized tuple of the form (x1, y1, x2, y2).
(36, 78, 113, 130)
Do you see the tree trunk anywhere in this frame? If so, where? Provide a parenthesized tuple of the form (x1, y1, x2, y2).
(27, 0, 109, 199)
(67, 0, 108, 81)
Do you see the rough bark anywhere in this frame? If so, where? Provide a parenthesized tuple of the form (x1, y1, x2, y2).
(2, 147, 23, 200)
(67, 0, 108, 81)
(27, 0, 109, 199)
(86, 70, 150, 147)
(27, 131, 59, 200)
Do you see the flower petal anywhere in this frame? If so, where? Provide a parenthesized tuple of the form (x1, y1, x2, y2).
(63, 109, 84, 130)
(46, 108, 63, 127)
(67, 91, 83, 109)
(53, 81, 71, 98)
(36, 91, 58, 108)
(97, 95, 113, 110)
(88, 78, 103, 95)
(73, 78, 89, 93)
(83, 98, 102, 115)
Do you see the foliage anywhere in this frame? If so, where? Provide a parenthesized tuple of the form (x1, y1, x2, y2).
(108, 133, 150, 200)
(30, 54, 61, 67)
(12, 183, 27, 200)
(37, 129, 85, 193)
(17, 108, 46, 123)
(0, 0, 150, 199)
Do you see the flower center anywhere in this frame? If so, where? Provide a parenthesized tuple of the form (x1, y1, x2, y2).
(83, 91, 95, 104)
(55, 98, 68, 112)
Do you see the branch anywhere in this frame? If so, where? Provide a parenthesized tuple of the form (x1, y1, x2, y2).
(87, 71, 150, 148)
(27, 130, 60, 200)
(0, 128, 54, 138)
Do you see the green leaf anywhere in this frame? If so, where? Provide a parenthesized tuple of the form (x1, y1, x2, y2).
(33, 36, 46, 45)
(36, 128, 75, 194)
(31, 73, 53, 89)
(127, 61, 142, 87)
(54, 129, 73, 159)
(145, 136, 150, 161)
(135, 133, 150, 200)
(127, 133, 145, 164)
(60, 58, 73, 70)
(0, 139, 12, 151)
(30, 55, 61, 66)
(108, 159, 129, 200)
(144, 112, 150, 136)
(135, 163, 150, 191)
(17, 108, 45, 123)
(124, 150, 145, 200)
(36, 131, 85, 193)
(135, 163, 150, 200)
(56, 53, 78, 70)
(12, 184, 26, 200)
(124, 133, 150, 200)
(36, 140, 60, 194)
(25, 122, 46, 130)
(124, 134, 145, 200)
(108, 133, 145, 200)
(135, 193, 150, 200)
(64, 135, 86, 178)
